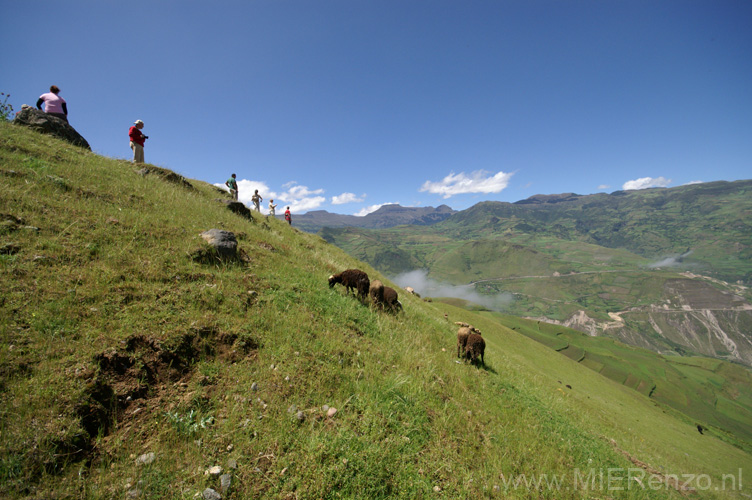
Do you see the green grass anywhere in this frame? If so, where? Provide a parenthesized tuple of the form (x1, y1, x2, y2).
(488, 312, 752, 452)
(1, 121, 751, 498)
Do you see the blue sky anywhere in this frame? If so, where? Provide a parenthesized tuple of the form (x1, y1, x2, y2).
(2, 1, 750, 215)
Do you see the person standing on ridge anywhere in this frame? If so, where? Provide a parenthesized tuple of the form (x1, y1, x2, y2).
(36, 85, 67, 122)
(268, 199, 277, 216)
(128, 120, 148, 163)
(284, 207, 292, 225)
(251, 189, 263, 212)
(226, 173, 238, 201)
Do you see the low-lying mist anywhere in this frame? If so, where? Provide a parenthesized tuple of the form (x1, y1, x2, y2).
(391, 270, 513, 311)
(648, 250, 694, 269)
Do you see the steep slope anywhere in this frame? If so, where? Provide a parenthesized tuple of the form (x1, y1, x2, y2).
(1, 122, 750, 499)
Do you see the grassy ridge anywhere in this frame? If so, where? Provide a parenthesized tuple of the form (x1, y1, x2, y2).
(1, 122, 750, 498)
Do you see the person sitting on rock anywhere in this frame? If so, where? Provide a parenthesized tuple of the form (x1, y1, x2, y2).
(36, 85, 67, 122)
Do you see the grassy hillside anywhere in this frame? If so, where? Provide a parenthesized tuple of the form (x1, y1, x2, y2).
(486, 313, 752, 451)
(1, 121, 750, 499)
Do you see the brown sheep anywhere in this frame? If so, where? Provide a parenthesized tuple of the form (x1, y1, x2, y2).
(456, 324, 482, 357)
(456, 326, 472, 358)
(369, 279, 384, 305)
(465, 333, 486, 366)
(383, 286, 402, 312)
(329, 269, 370, 300)
(370, 280, 402, 312)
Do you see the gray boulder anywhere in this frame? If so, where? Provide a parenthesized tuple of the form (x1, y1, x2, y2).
(13, 108, 90, 150)
(199, 229, 238, 260)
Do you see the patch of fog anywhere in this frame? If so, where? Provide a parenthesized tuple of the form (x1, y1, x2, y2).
(648, 250, 693, 269)
(391, 270, 513, 311)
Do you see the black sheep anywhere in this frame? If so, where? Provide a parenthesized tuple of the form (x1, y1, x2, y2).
(329, 269, 370, 300)
(464, 333, 486, 366)
(382, 286, 402, 312)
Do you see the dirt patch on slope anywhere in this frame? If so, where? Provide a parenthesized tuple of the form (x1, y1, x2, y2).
(76, 327, 258, 446)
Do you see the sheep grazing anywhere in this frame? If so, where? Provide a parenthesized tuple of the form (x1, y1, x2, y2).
(456, 324, 482, 357)
(383, 286, 402, 312)
(369, 280, 402, 312)
(465, 333, 486, 366)
(456, 326, 472, 357)
(369, 279, 384, 304)
(329, 269, 370, 300)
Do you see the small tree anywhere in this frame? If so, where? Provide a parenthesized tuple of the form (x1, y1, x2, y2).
(0, 92, 14, 121)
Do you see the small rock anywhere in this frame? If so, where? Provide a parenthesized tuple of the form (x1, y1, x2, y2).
(327, 407, 338, 418)
(136, 452, 155, 466)
(433, 485, 442, 492)
(227, 458, 238, 470)
(202, 488, 222, 500)
(295, 411, 305, 423)
(205, 465, 222, 476)
(251, 382, 258, 391)
(226, 444, 233, 452)
(322, 404, 329, 412)
(220, 474, 232, 494)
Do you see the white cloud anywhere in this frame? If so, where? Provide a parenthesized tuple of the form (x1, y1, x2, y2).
(684, 180, 704, 185)
(213, 179, 326, 214)
(420, 170, 513, 199)
(213, 179, 277, 208)
(332, 192, 365, 205)
(278, 182, 326, 213)
(391, 270, 513, 311)
(622, 176, 672, 190)
(597, 184, 610, 190)
(354, 202, 398, 217)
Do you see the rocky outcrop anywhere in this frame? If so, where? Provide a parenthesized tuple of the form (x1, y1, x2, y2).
(199, 229, 238, 260)
(13, 108, 90, 150)
(216, 199, 252, 220)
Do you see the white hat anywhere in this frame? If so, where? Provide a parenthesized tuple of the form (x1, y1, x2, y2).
(134, 120, 144, 126)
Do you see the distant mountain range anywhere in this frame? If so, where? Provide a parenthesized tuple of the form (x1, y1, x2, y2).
(294, 204, 456, 232)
